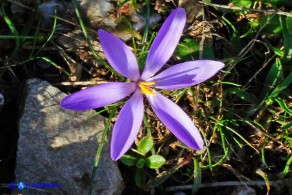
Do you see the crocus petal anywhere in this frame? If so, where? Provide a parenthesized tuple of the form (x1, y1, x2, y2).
(61, 82, 136, 110)
(146, 91, 204, 150)
(98, 30, 140, 81)
(148, 60, 224, 90)
(141, 8, 186, 80)
(111, 90, 144, 160)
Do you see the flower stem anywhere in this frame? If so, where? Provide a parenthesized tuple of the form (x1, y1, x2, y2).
(192, 158, 201, 195)
(88, 109, 116, 195)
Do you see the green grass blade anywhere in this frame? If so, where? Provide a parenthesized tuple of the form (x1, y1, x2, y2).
(260, 58, 283, 100)
(281, 120, 292, 130)
(266, 71, 292, 105)
(88, 108, 116, 195)
(280, 15, 292, 59)
(2, 3, 20, 60)
(223, 124, 259, 153)
(0, 35, 38, 39)
(282, 156, 292, 176)
(41, 9, 58, 48)
(36, 56, 71, 76)
(192, 158, 201, 195)
(72, 0, 121, 78)
(275, 98, 292, 115)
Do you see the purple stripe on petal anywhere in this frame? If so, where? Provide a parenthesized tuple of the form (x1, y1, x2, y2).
(98, 30, 140, 81)
(148, 60, 224, 90)
(146, 91, 204, 150)
(60, 82, 136, 110)
(111, 90, 144, 160)
(141, 8, 186, 80)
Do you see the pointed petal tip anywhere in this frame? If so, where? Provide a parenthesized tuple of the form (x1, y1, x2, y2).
(147, 91, 204, 152)
(141, 7, 187, 80)
(191, 139, 204, 151)
(60, 82, 136, 111)
(149, 60, 224, 90)
(98, 29, 140, 81)
(110, 151, 120, 161)
(60, 93, 90, 111)
(214, 61, 225, 69)
(183, 135, 204, 151)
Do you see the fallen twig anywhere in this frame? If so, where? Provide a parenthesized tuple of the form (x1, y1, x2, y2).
(166, 180, 283, 192)
(200, 2, 292, 18)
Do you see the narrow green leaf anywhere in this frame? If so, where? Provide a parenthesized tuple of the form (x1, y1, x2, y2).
(266, 71, 292, 105)
(72, 0, 121, 78)
(280, 15, 292, 59)
(36, 56, 71, 76)
(120, 155, 137, 167)
(88, 109, 116, 195)
(286, 12, 292, 35)
(2, 3, 20, 60)
(260, 58, 283, 99)
(137, 135, 153, 155)
(275, 98, 292, 115)
(256, 169, 271, 194)
(221, 82, 242, 87)
(281, 121, 292, 130)
(259, 15, 282, 35)
(282, 156, 292, 176)
(146, 155, 166, 169)
(270, 45, 284, 57)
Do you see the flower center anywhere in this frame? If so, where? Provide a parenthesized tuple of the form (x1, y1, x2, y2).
(138, 81, 156, 96)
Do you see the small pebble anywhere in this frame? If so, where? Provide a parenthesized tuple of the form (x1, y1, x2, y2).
(0, 93, 4, 112)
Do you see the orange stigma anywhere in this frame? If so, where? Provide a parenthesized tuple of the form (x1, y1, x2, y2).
(139, 81, 156, 96)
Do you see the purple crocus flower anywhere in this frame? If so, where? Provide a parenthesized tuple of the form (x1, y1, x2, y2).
(61, 8, 224, 160)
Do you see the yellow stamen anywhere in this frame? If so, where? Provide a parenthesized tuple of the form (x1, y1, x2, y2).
(141, 81, 156, 86)
(139, 81, 156, 96)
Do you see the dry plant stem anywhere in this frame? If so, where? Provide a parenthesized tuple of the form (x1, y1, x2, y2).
(222, 164, 251, 182)
(166, 180, 284, 192)
(242, 54, 276, 90)
(222, 107, 285, 147)
(200, 1, 292, 18)
(198, 8, 205, 60)
(146, 157, 193, 189)
(223, 16, 270, 76)
(57, 81, 108, 86)
(51, 41, 79, 66)
(7, 0, 32, 10)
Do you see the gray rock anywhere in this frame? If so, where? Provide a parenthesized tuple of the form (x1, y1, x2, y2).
(38, 0, 66, 27)
(15, 78, 124, 195)
(0, 92, 4, 112)
(132, 13, 161, 31)
(75, 0, 117, 28)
